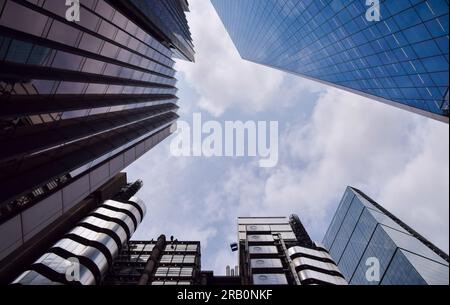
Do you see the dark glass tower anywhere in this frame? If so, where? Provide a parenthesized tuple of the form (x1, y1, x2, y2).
(0, 0, 193, 262)
(212, 0, 449, 123)
(323, 187, 449, 285)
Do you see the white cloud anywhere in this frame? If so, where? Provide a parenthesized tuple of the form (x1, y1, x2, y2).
(175, 0, 323, 117)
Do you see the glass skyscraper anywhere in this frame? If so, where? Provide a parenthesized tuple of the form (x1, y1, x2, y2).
(323, 187, 449, 285)
(0, 0, 193, 266)
(211, 0, 449, 123)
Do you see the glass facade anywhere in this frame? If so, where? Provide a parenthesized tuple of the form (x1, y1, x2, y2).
(212, 0, 449, 122)
(238, 217, 293, 285)
(0, 0, 193, 225)
(127, 0, 195, 61)
(323, 187, 449, 285)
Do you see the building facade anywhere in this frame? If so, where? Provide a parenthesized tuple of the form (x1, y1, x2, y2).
(103, 238, 202, 285)
(0, 0, 193, 264)
(323, 187, 449, 285)
(12, 174, 147, 285)
(238, 216, 347, 285)
(212, 0, 449, 122)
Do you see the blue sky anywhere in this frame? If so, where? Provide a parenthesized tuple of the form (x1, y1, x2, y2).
(126, 0, 449, 274)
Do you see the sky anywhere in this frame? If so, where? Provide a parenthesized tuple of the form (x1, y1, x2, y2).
(126, 0, 449, 274)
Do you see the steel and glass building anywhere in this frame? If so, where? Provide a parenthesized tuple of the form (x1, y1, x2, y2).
(0, 0, 193, 264)
(103, 238, 202, 285)
(12, 177, 147, 285)
(238, 216, 347, 285)
(323, 187, 449, 285)
(212, 0, 449, 123)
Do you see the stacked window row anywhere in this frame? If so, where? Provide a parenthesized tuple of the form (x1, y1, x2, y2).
(27, 0, 174, 69)
(128, 0, 194, 60)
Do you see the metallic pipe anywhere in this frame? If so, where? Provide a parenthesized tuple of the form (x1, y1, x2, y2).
(137, 235, 166, 285)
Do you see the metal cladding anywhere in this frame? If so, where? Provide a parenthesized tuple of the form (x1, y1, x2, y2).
(137, 234, 166, 285)
(288, 246, 347, 285)
(238, 216, 347, 285)
(322, 187, 449, 285)
(12, 197, 146, 285)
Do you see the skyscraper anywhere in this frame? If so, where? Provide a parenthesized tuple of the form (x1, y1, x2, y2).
(0, 172, 141, 283)
(0, 0, 194, 263)
(237, 216, 347, 285)
(323, 187, 449, 285)
(10, 214, 347, 285)
(211, 0, 449, 123)
(70, 216, 349, 286)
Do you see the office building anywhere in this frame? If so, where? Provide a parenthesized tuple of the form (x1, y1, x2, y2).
(0, 0, 194, 264)
(12, 174, 147, 285)
(225, 265, 239, 277)
(237, 215, 347, 285)
(212, 0, 449, 122)
(102, 215, 348, 286)
(103, 238, 202, 285)
(323, 187, 449, 285)
(104, 237, 242, 286)
(117, 0, 195, 62)
(1, 172, 144, 283)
